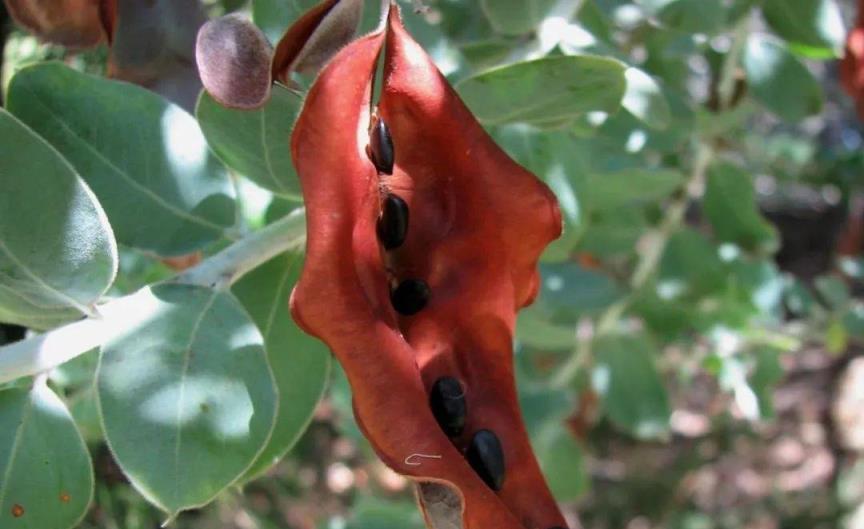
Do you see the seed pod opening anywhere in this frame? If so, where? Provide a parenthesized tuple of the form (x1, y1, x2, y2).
(288, 5, 566, 529)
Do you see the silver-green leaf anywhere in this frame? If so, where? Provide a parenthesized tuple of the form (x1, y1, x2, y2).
(7, 63, 236, 257)
(197, 86, 303, 198)
(0, 381, 94, 529)
(97, 284, 277, 514)
(0, 108, 117, 328)
(233, 251, 331, 481)
(456, 56, 627, 127)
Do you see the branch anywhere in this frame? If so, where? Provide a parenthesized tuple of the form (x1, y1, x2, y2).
(0, 210, 307, 385)
(550, 144, 712, 389)
(549, 12, 753, 389)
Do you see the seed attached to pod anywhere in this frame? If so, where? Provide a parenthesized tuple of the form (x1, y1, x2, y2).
(377, 193, 409, 250)
(390, 279, 430, 315)
(429, 377, 467, 437)
(369, 117, 395, 175)
(466, 429, 505, 491)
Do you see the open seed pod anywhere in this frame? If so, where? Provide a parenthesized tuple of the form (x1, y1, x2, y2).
(289, 5, 567, 529)
(842, 0, 864, 119)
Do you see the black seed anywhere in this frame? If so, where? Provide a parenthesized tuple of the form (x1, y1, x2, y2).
(377, 194, 409, 250)
(369, 118, 395, 175)
(0, 324, 26, 345)
(429, 377, 467, 437)
(390, 279, 430, 316)
(466, 429, 505, 491)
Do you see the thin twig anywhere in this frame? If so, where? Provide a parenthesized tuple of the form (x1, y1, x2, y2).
(550, 10, 753, 388)
(0, 210, 307, 385)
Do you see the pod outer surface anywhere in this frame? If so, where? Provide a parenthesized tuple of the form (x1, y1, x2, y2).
(289, 6, 565, 529)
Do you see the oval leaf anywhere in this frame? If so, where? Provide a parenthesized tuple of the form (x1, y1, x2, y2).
(0, 381, 94, 529)
(0, 109, 117, 328)
(197, 86, 303, 198)
(761, 0, 845, 58)
(456, 56, 627, 127)
(742, 35, 823, 122)
(704, 162, 779, 254)
(7, 63, 236, 257)
(97, 284, 277, 514)
(233, 251, 330, 481)
(582, 168, 684, 210)
(479, 0, 557, 36)
(536, 429, 588, 500)
(592, 335, 671, 440)
(253, 0, 320, 43)
(657, 0, 725, 34)
(622, 67, 671, 130)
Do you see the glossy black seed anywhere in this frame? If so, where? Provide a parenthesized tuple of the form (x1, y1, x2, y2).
(377, 193, 409, 250)
(369, 118, 395, 175)
(390, 279, 430, 316)
(466, 429, 505, 491)
(0, 324, 26, 345)
(429, 377, 467, 437)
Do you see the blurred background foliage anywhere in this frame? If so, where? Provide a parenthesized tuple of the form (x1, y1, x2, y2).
(3, 0, 864, 528)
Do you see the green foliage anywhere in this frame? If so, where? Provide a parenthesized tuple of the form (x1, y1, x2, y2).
(0, 382, 94, 529)
(0, 0, 858, 527)
(742, 35, 823, 122)
(0, 109, 116, 328)
(593, 335, 671, 440)
(704, 162, 779, 254)
(7, 64, 236, 257)
(760, 0, 845, 58)
(457, 56, 627, 127)
(232, 251, 331, 482)
(197, 86, 303, 199)
(96, 285, 277, 514)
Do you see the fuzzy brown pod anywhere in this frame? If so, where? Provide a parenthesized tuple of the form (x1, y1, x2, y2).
(196, 14, 274, 110)
(4, 0, 106, 47)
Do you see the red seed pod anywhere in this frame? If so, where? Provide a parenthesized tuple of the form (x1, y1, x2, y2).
(289, 5, 564, 529)
(841, 0, 864, 119)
